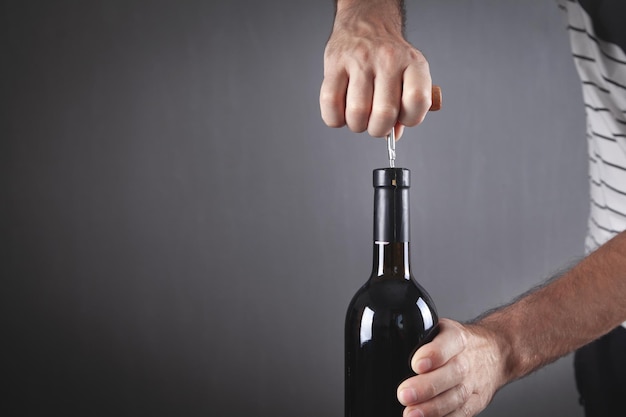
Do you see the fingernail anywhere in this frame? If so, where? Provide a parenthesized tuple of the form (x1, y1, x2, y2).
(416, 358, 432, 373)
(399, 388, 417, 404)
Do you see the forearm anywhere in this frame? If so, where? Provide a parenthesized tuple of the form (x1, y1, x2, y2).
(477, 230, 626, 384)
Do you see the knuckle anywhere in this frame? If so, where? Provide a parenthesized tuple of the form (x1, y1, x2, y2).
(408, 48, 430, 67)
(372, 104, 399, 121)
(399, 94, 430, 128)
(425, 380, 439, 399)
(377, 44, 400, 63)
(460, 403, 473, 417)
(415, 382, 433, 401)
(428, 350, 443, 367)
(433, 399, 448, 417)
(407, 84, 430, 101)
(456, 383, 470, 404)
(376, 44, 418, 74)
(345, 105, 371, 129)
(345, 102, 370, 117)
(353, 47, 372, 65)
(454, 356, 469, 377)
(405, 87, 432, 109)
(319, 89, 341, 108)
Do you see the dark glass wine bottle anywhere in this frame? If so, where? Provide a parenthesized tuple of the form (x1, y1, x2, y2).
(345, 167, 439, 417)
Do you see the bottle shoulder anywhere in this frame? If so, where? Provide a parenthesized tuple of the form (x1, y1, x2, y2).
(345, 276, 439, 340)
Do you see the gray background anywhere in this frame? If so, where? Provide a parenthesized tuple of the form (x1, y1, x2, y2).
(2, 1, 588, 416)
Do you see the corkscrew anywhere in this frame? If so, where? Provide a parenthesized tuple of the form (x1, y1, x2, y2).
(386, 128, 397, 168)
(385, 85, 442, 168)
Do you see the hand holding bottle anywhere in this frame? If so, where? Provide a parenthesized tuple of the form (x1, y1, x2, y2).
(396, 228, 626, 417)
(396, 318, 508, 417)
(320, 0, 434, 139)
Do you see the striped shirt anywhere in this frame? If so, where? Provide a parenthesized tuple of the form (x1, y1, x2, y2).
(557, 0, 626, 253)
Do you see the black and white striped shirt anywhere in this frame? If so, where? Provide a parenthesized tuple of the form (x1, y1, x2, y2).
(557, 0, 626, 253)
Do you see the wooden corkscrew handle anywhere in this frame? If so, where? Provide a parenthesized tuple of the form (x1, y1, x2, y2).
(430, 85, 442, 111)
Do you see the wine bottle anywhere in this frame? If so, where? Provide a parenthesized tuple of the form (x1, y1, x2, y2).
(345, 167, 439, 417)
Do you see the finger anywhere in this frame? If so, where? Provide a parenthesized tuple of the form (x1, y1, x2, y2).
(320, 70, 349, 128)
(368, 72, 402, 137)
(344, 70, 374, 133)
(398, 355, 468, 405)
(398, 62, 432, 127)
(394, 122, 405, 140)
(411, 319, 467, 374)
(402, 383, 470, 417)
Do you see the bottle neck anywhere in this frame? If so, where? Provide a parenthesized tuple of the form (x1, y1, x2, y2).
(373, 185, 409, 243)
(372, 241, 411, 279)
(372, 176, 411, 279)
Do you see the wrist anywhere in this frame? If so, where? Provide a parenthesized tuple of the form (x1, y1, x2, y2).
(336, 0, 403, 11)
(469, 316, 519, 388)
(334, 0, 405, 36)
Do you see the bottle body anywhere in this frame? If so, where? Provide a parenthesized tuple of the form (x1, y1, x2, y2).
(345, 168, 439, 417)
